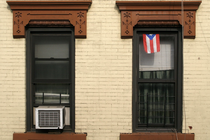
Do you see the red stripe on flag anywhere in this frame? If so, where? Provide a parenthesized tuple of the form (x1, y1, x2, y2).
(143, 34, 147, 53)
(156, 34, 160, 52)
(150, 38, 154, 53)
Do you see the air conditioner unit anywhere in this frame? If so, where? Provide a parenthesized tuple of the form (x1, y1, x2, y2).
(35, 106, 65, 129)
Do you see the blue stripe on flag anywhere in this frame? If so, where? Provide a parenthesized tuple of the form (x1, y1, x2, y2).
(146, 34, 156, 40)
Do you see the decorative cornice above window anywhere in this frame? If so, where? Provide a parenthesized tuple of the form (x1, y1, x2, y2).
(116, 1, 201, 39)
(7, 1, 92, 38)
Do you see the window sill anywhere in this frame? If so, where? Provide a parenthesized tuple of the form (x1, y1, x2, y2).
(13, 132, 87, 140)
(120, 133, 194, 140)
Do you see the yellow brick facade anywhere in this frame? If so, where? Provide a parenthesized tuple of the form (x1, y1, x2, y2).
(0, 0, 209, 140)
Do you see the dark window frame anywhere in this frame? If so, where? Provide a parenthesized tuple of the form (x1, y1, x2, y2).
(132, 27, 183, 132)
(26, 28, 75, 132)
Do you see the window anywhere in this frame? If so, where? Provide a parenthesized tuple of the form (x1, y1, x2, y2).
(26, 28, 75, 131)
(133, 27, 183, 132)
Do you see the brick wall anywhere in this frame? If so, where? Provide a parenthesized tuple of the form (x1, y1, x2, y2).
(182, 0, 210, 140)
(75, 1, 132, 140)
(0, 0, 210, 140)
(0, 0, 26, 140)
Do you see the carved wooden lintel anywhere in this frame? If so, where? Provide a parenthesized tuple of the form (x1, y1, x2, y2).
(116, 1, 201, 39)
(7, 1, 92, 38)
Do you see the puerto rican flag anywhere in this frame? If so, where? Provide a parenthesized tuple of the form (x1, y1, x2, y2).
(143, 34, 160, 54)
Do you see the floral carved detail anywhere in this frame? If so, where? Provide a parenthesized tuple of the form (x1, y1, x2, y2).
(187, 12, 194, 18)
(76, 12, 85, 34)
(14, 12, 23, 33)
(185, 12, 195, 34)
(15, 12, 22, 18)
(122, 12, 132, 34)
(124, 12, 131, 18)
(77, 11, 84, 18)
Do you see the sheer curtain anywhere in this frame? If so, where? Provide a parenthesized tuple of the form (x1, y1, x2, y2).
(139, 36, 174, 72)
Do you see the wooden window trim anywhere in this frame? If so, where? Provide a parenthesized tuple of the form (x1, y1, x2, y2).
(7, 1, 92, 38)
(13, 132, 87, 140)
(116, 1, 201, 39)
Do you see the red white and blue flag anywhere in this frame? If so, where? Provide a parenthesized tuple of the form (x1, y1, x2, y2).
(143, 34, 160, 54)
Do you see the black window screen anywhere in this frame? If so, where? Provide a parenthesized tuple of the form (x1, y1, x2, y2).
(32, 34, 71, 106)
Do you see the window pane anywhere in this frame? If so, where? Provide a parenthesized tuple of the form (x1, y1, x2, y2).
(139, 70, 174, 79)
(34, 36, 69, 59)
(138, 83, 175, 126)
(139, 35, 175, 79)
(35, 84, 69, 104)
(35, 61, 69, 79)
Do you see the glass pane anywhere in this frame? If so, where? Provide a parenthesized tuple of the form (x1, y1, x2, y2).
(35, 84, 69, 104)
(138, 83, 175, 126)
(61, 93, 70, 104)
(35, 61, 69, 79)
(139, 70, 174, 79)
(139, 117, 146, 124)
(34, 36, 69, 59)
(166, 111, 175, 124)
(139, 35, 175, 79)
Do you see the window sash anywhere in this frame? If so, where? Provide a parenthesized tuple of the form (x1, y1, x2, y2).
(32, 33, 72, 106)
(137, 33, 177, 127)
(139, 34, 175, 72)
(133, 28, 182, 132)
(137, 83, 175, 127)
(34, 84, 71, 105)
(34, 35, 70, 59)
(34, 60, 70, 80)
(26, 28, 75, 132)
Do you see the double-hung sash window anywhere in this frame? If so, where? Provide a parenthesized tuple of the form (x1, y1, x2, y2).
(133, 28, 183, 132)
(26, 28, 75, 131)
(33, 34, 71, 105)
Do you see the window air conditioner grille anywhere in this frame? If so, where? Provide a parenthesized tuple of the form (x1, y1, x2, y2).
(38, 110, 60, 127)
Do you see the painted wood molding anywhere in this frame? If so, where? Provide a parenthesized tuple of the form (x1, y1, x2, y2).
(116, 1, 201, 39)
(7, 1, 92, 38)
(13, 132, 87, 140)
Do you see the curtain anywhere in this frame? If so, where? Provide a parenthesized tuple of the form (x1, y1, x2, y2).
(138, 81, 175, 125)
